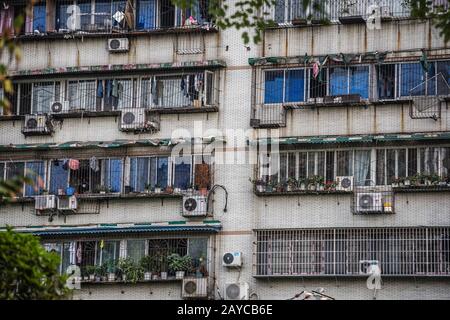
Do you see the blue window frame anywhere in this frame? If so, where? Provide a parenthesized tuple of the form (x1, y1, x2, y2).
(33, 1, 46, 32)
(173, 156, 192, 190)
(102, 158, 123, 193)
(400, 62, 436, 96)
(330, 66, 369, 99)
(25, 161, 45, 196)
(137, 0, 157, 30)
(264, 69, 305, 104)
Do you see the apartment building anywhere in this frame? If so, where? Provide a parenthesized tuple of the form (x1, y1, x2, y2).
(0, 0, 449, 300)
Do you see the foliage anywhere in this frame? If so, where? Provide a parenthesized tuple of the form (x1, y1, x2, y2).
(117, 257, 144, 283)
(167, 253, 193, 273)
(0, 227, 68, 300)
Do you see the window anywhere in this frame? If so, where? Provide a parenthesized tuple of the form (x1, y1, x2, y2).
(69, 160, 102, 194)
(376, 148, 408, 185)
(97, 240, 121, 267)
(67, 80, 97, 111)
(99, 79, 134, 111)
(173, 156, 192, 190)
(102, 158, 123, 192)
(1, 161, 45, 197)
(437, 61, 450, 95)
(32, 82, 60, 114)
(329, 66, 369, 99)
(264, 69, 305, 104)
(129, 156, 169, 192)
(33, 1, 46, 32)
(400, 62, 436, 96)
(255, 227, 450, 276)
(137, 0, 157, 30)
(376, 64, 396, 99)
(126, 240, 146, 263)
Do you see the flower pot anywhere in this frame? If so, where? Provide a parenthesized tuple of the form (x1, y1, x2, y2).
(160, 272, 168, 280)
(108, 273, 115, 282)
(317, 184, 324, 191)
(144, 272, 151, 281)
(152, 274, 159, 280)
(287, 186, 293, 192)
(89, 274, 95, 281)
(265, 186, 273, 192)
(256, 185, 265, 192)
(121, 274, 127, 282)
(175, 271, 185, 279)
(425, 179, 432, 186)
(300, 183, 306, 191)
(404, 180, 411, 186)
(392, 183, 398, 188)
(174, 188, 181, 194)
(308, 185, 316, 191)
(199, 188, 208, 196)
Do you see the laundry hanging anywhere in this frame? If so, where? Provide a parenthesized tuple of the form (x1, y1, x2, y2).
(62, 159, 69, 170)
(76, 244, 82, 264)
(68, 159, 80, 170)
(312, 61, 320, 79)
(420, 50, 430, 73)
(89, 156, 99, 172)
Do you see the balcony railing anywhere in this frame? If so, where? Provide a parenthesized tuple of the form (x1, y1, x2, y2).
(0, 0, 214, 37)
(268, 0, 416, 25)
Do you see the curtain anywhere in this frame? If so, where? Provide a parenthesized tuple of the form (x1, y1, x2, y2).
(126, 240, 146, 263)
(330, 67, 348, 95)
(400, 62, 436, 96)
(32, 2, 46, 32)
(354, 150, 371, 186)
(25, 161, 45, 196)
(103, 159, 123, 192)
(50, 160, 68, 194)
(0, 6, 14, 34)
(174, 156, 192, 189)
(137, 0, 156, 29)
(285, 69, 305, 102)
(264, 70, 284, 104)
(130, 157, 149, 192)
(350, 66, 369, 99)
(156, 157, 168, 188)
(420, 147, 439, 175)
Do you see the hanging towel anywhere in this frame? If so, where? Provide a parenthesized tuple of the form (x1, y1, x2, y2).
(76, 245, 82, 264)
(89, 156, 99, 172)
(68, 159, 80, 170)
(181, 77, 185, 91)
(62, 159, 69, 171)
(420, 50, 430, 73)
(313, 61, 320, 79)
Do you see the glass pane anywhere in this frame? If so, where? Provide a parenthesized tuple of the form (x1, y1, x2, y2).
(194, 155, 211, 189)
(25, 161, 45, 196)
(188, 238, 208, 273)
(137, 0, 156, 29)
(32, 82, 55, 114)
(377, 64, 396, 99)
(130, 157, 149, 192)
(354, 150, 371, 186)
(376, 149, 385, 185)
(33, 2, 46, 32)
(103, 159, 123, 192)
(330, 67, 348, 95)
(400, 63, 435, 96)
(350, 66, 369, 99)
(386, 149, 396, 184)
(157, 157, 168, 189)
(408, 148, 418, 177)
(6, 162, 25, 196)
(285, 69, 304, 102)
(325, 151, 334, 182)
(298, 152, 307, 179)
(127, 240, 146, 263)
(288, 153, 296, 180)
(437, 61, 450, 95)
(174, 156, 192, 190)
(336, 150, 352, 176)
(99, 241, 121, 267)
(441, 147, 450, 178)
(398, 149, 406, 178)
(50, 160, 68, 195)
(264, 70, 284, 103)
(420, 147, 439, 175)
(280, 153, 287, 183)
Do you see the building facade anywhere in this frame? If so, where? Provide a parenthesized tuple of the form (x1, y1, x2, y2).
(0, 0, 450, 300)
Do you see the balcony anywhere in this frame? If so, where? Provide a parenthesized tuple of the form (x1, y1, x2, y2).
(0, 0, 216, 39)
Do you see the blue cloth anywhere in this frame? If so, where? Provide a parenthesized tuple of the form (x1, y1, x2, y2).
(400, 62, 436, 96)
(104, 159, 123, 192)
(350, 66, 369, 99)
(285, 69, 305, 102)
(137, 0, 156, 30)
(174, 157, 191, 190)
(157, 157, 168, 189)
(33, 3, 46, 32)
(264, 70, 284, 103)
(330, 67, 348, 96)
(25, 161, 45, 196)
(50, 161, 68, 195)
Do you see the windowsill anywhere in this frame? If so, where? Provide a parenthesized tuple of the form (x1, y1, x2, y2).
(283, 100, 369, 109)
(253, 273, 450, 279)
(0, 106, 219, 121)
(254, 189, 352, 196)
(392, 185, 450, 193)
(13, 25, 218, 41)
(80, 277, 182, 285)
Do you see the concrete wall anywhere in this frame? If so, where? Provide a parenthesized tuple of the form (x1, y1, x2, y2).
(1, 7, 450, 299)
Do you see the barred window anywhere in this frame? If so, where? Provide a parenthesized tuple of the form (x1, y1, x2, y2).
(255, 227, 450, 276)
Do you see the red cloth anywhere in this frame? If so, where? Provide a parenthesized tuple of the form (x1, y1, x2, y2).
(68, 159, 80, 170)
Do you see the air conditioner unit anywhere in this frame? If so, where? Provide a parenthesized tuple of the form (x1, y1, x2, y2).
(120, 108, 147, 131)
(336, 176, 354, 191)
(57, 195, 78, 211)
(225, 282, 249, 300)
(34, 195, 57, 211)
(356, 192, 383, 213)
(223, 251, 242, 267)
(182, 277, 208, 299)
(182, 195, 208, 217)
(22, 114, 53, 135)
(108, 38, 129, 52)
(359, 260, 380, 275)
(50, 101, 69, 114)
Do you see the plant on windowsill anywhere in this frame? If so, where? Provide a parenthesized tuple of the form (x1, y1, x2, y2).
(94, 264, 107, 282)
(430, 174, 441, 186)
(168, 253, 193, 279)
(249, 178, 266, 193)
(286, 178, 297, 192)
(187, 183, 194, 194)
(117, 257, 144, 284)
(96, 185, 111, 194)
(324, 180, 337, 191)
(264, 178, 276, 192)
(105, 260, 117, 282)
(40, 189, 49, 196)
(86, 265, 96, 281)
(298, 178, 307, 191)
(315, 176, 325, 191)
(275, 181, 286, 193)
(140, 255, 154, 281)
(165, 185, 174, 194)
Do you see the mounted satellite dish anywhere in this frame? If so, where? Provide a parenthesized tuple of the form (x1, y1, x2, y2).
(65, 265, 81, 290)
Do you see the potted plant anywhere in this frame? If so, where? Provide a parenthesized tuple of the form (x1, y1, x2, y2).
(187, 183, 194, 194)
(250, 178, 266, 193)
(140, 255, 153, 281)
(430, 174, 440, 186)
(391, 177, 400, 188)
(86, 265, 96, 281)
(404, 176, 412, 186)
(422, 174, 432, 186)
(96, 185, 110, 194)
(275, 181, 285, 193)
(298, 178, 306, 191)
(41, 189, 49, 195)
(315, 176, 325, 191)
(117, 257, 144, 284)
(168, 253, 193, 279)
(398, 177, 405, 187)
(105, 260, 116, 282)
(165, 185, 174, 194)
(287, 178, 297, 192)
(306, 177, 316, 191)
(94, 264, 106, 282)
(174, 186, 182, 194)
(325, 180, 337, 191)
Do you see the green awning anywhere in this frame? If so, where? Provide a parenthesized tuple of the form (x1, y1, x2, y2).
(252, 132, 450, 146)
(3, 221, 222, 237)
(0, 136, 225, 152)
(11, 60, 227, 78)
